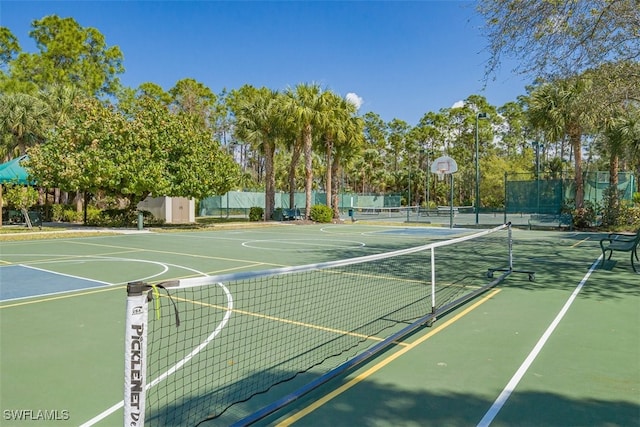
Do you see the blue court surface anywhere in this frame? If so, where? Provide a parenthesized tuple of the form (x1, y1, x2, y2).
(0, 265, 111, 301)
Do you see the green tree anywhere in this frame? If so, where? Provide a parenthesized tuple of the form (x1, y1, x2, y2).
(288, 83, 327, 219)
(526, 76, 595, 208)
(231, 86, 285, 220)
(0, 92, 49, 157)
(26, 96, 238, 211)
(169, 78, 218, 128)
(0, 27, 20, 69)
(330, 114, 364, 217)
(479, 0, 640, 79)
(5, 15, 124, 97)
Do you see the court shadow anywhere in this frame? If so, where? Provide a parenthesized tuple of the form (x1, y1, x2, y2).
(146, 370, 639, 426)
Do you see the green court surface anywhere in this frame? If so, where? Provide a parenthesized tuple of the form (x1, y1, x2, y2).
(0, 223, 638, 426)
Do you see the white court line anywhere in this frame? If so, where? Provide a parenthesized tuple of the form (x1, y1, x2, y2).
(477, 256, 602, 427)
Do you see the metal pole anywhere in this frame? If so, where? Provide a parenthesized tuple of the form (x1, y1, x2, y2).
(536, 141, 540, 213)
(475, 115, 480, 225)
(426, 150, 430, 210)
(407, 164, 411, 222)
(450, 174, 454, 229)
(504, 172, 508, 224)
(475, 113, 488, 225)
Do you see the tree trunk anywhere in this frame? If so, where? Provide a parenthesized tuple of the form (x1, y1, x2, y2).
(264, 141, 276, 221)
(75, 190, 83, 217)
(608, 154, 620, 225)
(288, 140, 302, 209)
(303, 124, 313, 219)
(325, 137, 333, 213)
(331, 155, 341, 219)
(569, 126, 584, 209)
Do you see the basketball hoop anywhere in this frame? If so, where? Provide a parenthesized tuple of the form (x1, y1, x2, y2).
(431, 155, 458, 179)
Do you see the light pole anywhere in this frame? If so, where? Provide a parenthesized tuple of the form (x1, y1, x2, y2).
(475, 112, 488, 225)
(420, 148, 430, 210)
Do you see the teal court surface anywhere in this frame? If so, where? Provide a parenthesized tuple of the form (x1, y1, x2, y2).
(0, 222, 638, 426)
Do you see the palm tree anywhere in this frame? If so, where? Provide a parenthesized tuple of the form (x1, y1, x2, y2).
(0, 92, 49, 158)
(599, 108, 640, 225)
(287, 83, 326, 219)
(232, 87, 284, 220)
(527, 76, 594, 209)
(330, 115, 364, 218)
(318, 91, 358, 215)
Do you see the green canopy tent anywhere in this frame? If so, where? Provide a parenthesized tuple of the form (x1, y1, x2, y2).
(0, 155, 37, 228)
(0, 155, 32, 185)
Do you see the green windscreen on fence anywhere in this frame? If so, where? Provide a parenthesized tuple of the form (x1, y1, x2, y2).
(506, 179, 566, 214)
(506, 171, 636, 214)
(198, 192, 404, 216)
(584, 171, 636, 204)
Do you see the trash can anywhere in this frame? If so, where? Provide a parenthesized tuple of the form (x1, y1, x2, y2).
(348, 209, 353, 218)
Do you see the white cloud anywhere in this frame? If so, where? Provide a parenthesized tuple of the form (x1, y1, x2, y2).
(346, 92, 364, 110)
(451, 100, 464, 109)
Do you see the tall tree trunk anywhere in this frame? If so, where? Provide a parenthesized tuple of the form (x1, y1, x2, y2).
(569, 126, 584, 208)
(608, 153, 620, 225)
(325, 137, 333, 213)
(331, 154, 341, 219)
(303, 124, 313, 219)
(288, 140, 302, 209)
(264, 141, 276, 221)
(75, 190, 83, 216)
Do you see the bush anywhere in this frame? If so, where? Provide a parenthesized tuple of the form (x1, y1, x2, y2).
(249, 206, 264, 221)
(309, 204, 333, 223)
(51, 204, 65, 222)
(3, 184, 38, 210)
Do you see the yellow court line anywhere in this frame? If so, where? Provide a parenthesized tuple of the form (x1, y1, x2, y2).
(169, 295, 405, 345)
(276, 288, 502, 426)
(0, 285, 125, 309)
(571, 237, 590, 248)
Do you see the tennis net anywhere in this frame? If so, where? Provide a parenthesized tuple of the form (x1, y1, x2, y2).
(124, 223, 524, 426)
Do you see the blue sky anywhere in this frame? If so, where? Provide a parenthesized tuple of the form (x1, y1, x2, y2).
(1, 1, 530, 125)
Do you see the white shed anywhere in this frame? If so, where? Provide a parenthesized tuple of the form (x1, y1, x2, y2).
(137, 196, 195, 224)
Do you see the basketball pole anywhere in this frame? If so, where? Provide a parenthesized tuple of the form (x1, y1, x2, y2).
(450, 173, 454, 229)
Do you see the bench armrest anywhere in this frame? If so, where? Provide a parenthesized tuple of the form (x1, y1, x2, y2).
(608, 232, 639, 242)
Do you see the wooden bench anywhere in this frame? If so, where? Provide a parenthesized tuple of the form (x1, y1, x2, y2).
(528, 213, 573, 230)
(599, 229, 640, 273)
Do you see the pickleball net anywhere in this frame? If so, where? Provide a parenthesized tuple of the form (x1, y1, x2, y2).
(124, 223, 527, 426)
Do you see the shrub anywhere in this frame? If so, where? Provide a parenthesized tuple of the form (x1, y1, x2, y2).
(249, 206, 264, 221)
(83, 206, 101, 225)
(309, 204, 333, 223)
(62, 206, 83, 223)
(3, 184, 38, 210)
(571, 200, 598, 229)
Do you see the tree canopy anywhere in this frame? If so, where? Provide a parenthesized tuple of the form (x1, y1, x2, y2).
(479, 0, 640, 80)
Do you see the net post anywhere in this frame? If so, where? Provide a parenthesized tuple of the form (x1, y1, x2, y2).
(507, 222, 513, 271)
(429, 246, 437, 325)
(124, 281, 150, 427)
